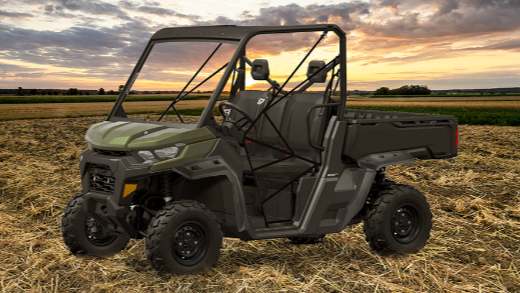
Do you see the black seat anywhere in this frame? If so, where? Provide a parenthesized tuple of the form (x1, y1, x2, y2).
(281, 92, 329, 154)
(227, 90, 289, 145)
(227, 90, 269, 121)
(224, 59, 331, 157)
(255, 96, 288, 145)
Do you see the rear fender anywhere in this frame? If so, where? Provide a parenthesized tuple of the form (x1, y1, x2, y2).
(357, 148, 429, 170)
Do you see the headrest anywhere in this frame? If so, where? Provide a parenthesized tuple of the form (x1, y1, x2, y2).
(251, 59, 270, 80)
(307, 60, 327, 83)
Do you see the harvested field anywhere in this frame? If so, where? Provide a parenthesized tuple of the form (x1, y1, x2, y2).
(0, 100, 210, 120)
(0, 117, 518, 292)
(1, 96, 519, 121)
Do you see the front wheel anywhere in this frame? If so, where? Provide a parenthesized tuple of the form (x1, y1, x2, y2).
(61, 194, 130, 257)
(145, 200, 223, 274)
(363, 184, 432, 255)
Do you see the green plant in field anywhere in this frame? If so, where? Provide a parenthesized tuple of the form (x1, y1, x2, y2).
(349, 106, 520, 126)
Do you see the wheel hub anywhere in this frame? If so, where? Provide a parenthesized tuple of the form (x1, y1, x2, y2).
(391, 206, 419, 243)
(173, 223, 206, 264)
(85, 216, 117, 246)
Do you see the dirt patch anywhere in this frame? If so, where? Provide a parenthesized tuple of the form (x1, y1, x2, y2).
(0, 117, 518, 292)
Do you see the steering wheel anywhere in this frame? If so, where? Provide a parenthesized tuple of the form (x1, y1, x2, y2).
(218, 101, 256, 135)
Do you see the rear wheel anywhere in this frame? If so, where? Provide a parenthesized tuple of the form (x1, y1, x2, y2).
(363, 185, 432, 255)
(61, 194, 130, 257)
(288, 235, 325, 244)
(145, 200, 222, 274)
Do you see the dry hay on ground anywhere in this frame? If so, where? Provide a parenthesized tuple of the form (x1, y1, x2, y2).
(0, 117, 518, 292)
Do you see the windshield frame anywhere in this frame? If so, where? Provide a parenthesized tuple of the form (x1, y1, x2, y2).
(108, 25, 347, 127)
(107, 38, 241, 124)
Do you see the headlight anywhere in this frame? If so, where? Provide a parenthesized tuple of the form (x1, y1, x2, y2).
(137, 150, 155, 161)
(154, 146, 180, 159)
(137, 146, 182, 162)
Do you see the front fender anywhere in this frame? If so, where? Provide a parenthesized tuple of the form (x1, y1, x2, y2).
(154, 138, 250, 239)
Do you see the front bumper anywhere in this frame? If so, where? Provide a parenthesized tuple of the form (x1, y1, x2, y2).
(81, 191, 138, 236)
(79, 150, 155, 237)
(80, 149, 152, 204)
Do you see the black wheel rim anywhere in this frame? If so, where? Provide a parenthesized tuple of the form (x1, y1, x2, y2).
(172, 222, 207, 266)
(85, 216, 118, 246)
(391, 205, 420, 244)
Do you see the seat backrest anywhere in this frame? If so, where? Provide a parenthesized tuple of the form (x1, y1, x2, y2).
(280, 92, 329, 153)
(256, 97, 289, 145)
(227, 91, 329, 156)
(228, 90, 270, 122)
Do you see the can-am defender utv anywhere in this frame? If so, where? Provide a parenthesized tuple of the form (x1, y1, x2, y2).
(62, 25, 458, 274)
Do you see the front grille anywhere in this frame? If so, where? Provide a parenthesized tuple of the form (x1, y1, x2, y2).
(94, 149, 128, 157)
(89, 165, 115, 193)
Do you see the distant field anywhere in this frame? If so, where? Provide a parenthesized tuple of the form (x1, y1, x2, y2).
(348, 97, 520, 108)
(0, 94, 210, 104)
(0, 96, 519, 125)
(358, 93, 520, 98)
(348, 96, 520, 102)
(0, 100, 209, 120)
(2, 94, 520, 104)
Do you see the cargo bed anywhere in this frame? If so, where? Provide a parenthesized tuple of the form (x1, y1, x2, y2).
(342, 109, 458, 163)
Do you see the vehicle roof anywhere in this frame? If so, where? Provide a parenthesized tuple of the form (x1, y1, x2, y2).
(151, 24, 341, 41)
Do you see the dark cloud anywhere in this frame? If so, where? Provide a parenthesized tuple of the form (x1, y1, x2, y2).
(201, 2, 369, 29)
(0, 24, 126, 52)
(464, 39, 520, 51)
(118, 0, 199, 20)
(43, 4, 76, 17)
(0, 63, 47, 80)
(0, 9, 33, 18)
(364, 0, 520, 38)
(435, 0, 459, 15)
(195, 2, 368, 55)
(0, 17, 154, 80)
(37, 0, 131, 19)
(3, 1, 518, 68)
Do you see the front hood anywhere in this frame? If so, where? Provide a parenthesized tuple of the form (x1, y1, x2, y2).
(85, 121, 216, 151)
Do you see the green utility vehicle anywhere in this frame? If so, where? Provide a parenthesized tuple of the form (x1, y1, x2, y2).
(62, 25, 458, 274)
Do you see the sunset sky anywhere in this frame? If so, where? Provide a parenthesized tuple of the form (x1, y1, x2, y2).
(1, 0, 519, 91)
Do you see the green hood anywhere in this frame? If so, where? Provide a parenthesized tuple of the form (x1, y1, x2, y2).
(85, 121, 216, 151)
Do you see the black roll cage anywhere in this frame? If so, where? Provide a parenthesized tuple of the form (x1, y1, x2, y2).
(107, 24, 347, 124)
(107, 25, 348, 226)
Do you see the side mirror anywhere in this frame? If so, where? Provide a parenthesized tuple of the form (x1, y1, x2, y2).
(307, 60, 327, 83)
(251, 59, 269, 80)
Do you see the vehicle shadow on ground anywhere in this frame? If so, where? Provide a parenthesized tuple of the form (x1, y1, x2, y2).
(121, 233, 406, 277)
(120, 236, 377, 274)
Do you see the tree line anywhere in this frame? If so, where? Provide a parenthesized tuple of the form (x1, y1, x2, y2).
(0, 85, 126, 96)
(0, 86, 212, 96)
(374, 85, 432, 96)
